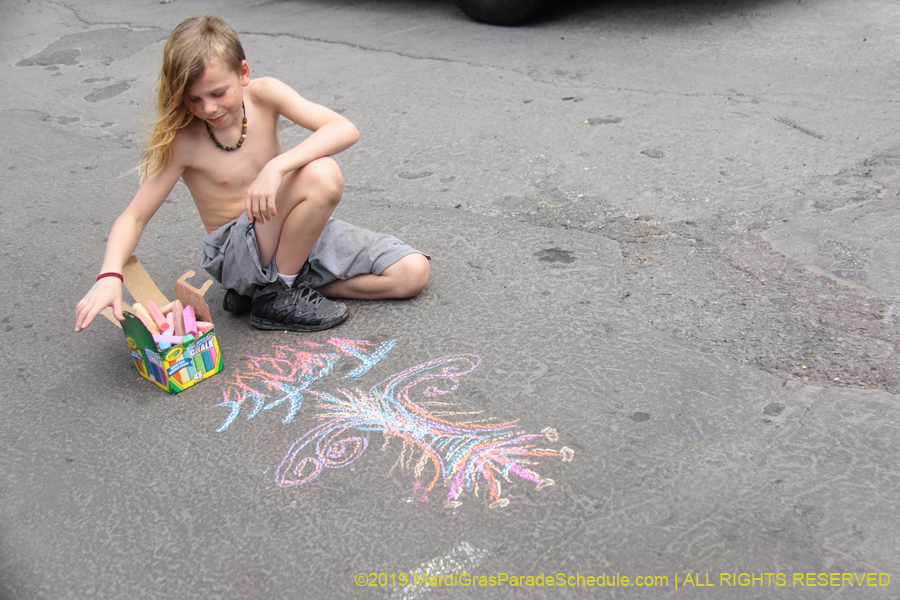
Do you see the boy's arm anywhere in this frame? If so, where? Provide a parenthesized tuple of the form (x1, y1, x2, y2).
(75, 159, 185, 332)
(246, 77, 360, 222)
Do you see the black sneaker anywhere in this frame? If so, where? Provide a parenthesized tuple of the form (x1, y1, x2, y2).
(250, 269, 348, 332)
(223, 289, 254, 315)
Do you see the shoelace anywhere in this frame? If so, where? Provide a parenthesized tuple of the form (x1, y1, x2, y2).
(293, 284, 325, 308)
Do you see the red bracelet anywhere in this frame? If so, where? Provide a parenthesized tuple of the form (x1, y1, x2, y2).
(97, 272, 124, 282)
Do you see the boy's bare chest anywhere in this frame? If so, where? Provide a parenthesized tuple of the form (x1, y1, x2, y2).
(183, 123, 282, 196)
(192, 153, 267, 189)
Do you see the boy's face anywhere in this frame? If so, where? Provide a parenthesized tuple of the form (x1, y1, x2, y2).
(185, 58, 250, 128)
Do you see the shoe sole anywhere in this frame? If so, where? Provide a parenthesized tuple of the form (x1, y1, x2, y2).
(249, 312, 348, 332)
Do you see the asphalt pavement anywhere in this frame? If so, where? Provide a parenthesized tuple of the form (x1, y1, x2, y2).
(2, 0, 899, 598)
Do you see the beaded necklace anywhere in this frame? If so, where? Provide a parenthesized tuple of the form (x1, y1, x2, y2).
(206, 102, 247, 151)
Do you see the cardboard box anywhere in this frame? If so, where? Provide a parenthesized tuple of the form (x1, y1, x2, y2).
(102, 256, 223, 394)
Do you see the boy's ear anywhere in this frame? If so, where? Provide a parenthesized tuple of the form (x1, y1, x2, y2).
(240, 60, 251, 87)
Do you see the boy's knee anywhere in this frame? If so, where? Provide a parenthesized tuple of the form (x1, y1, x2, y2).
(303, 157, 343, 206)
(395, 253, 430, 298)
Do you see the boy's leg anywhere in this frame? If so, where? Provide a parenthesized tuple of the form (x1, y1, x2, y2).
(253, 157, 343, 275)
(316, 253, 430, 300)
(250, 157, 349, 331)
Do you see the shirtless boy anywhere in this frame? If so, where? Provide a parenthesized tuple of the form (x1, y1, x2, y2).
(75, 15, 429, 334)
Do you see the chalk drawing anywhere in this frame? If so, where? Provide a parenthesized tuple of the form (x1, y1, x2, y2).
(218, 339, 574, 508)
(328, 337, 398, 380)
(215, 343, 339, 432)
(214, 339, 395, 432)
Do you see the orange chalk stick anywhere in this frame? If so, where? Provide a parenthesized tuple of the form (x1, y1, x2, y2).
(132, 303, 161, 335)
(173, 300, 185, 336)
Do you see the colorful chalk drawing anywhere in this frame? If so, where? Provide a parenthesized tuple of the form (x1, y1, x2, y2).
(216, 338, 574, 509)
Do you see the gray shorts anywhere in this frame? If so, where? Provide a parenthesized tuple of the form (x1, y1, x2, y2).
(201, 213, 424, 297)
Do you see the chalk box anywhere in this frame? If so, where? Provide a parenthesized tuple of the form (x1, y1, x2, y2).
(103, 256, 224, 394)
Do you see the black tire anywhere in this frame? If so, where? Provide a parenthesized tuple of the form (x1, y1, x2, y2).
(454, 0, 549, 25)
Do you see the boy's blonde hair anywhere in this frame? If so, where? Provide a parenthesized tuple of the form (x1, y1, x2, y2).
(140, 15, 245, 181)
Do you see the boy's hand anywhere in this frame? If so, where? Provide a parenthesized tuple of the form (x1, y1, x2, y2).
(75, 277, 124, 332)
(246, 165, 285, 224)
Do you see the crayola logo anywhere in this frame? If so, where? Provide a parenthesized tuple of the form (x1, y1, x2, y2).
(164, 346, 184, 362)
(126, 337, 138, 350)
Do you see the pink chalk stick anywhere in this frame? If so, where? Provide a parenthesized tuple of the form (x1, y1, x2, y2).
(146, 299, 168, 330)
(196, 321, 214, 333)
(161, 312, 175, 335)
(153, 335, 185, 345)
(182, 304, 198, 336)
